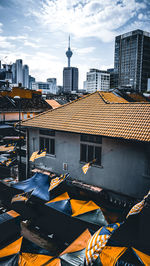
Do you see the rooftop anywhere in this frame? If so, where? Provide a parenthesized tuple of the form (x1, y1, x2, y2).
(22, 91, 150, 142)
(46, 99, 61, 109)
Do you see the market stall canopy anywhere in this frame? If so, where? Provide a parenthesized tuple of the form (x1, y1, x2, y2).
(12, 172, 50, 201)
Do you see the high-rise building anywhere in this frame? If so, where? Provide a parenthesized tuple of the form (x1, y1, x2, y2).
(16, 59, 23, 85)
(23, 65, 29, 88)
(114, 29, 150, 92)
(11, 63, 16, 84)
(63, 67, 78, 93)
(85, 69, 110, 93)
(29, 75, 35, 90)
(63, 36, 78, 93)
(107, 68, 118, 89)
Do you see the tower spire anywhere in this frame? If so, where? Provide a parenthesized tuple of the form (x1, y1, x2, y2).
(66, 35, 73, 67)
(69, 35, 70, 48)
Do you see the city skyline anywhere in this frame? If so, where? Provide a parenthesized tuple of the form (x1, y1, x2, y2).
(0, 0, 150, 88)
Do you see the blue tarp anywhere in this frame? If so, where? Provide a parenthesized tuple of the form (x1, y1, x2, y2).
(12, 172, 50, 201)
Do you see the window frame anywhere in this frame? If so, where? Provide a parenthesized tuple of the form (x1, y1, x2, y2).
(39, 130, 55, 156)
(80, 134, 102, 167)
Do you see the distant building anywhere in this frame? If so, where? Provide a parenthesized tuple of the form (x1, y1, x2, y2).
(11, 63, 16, 84)
(47, 78, 56, 85)
(114, 29, 150, 92)
(63, 67, 78, 93)
(29, 75, 35, 90)
(63, 36, 78, 93)
(16, 59, 23, 85)
(32, 80, 59, 95)
(83, 81, 87, 91)
(0, 64, 12, 83)
(23, 65, 29, 89)
(107, 68, 118, 89)
(85, 69, 110, 93)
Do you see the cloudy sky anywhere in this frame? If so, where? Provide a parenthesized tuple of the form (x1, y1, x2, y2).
(0, 0, 150, 88)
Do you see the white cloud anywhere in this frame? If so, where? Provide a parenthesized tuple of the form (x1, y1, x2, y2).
(23, 25, 32, 31)
(76, 46, 95, 55)
(31, 0, 148, 42)
(0, 22, 3, 33)
(0, 36, 15, 49)
(24, 40, 40, 48)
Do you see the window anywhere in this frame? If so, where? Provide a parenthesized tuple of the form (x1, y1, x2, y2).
(80, 134, 102, 166)
(39, 129, 55, 155)
(40, 137, 55, 155)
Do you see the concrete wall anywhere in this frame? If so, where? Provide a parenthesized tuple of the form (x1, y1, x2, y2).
(28, 129, 150, 198)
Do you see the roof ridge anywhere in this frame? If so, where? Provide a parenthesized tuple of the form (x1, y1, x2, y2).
(98, 91, 110, 103)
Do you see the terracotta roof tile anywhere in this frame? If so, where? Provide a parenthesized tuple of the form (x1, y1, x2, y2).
(45, 99, 61, 109)
(22, 92, 150, 142)
(99, 91, 128, 103)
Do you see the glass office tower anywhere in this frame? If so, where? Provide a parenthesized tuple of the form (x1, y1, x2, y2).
(114, 29, 150, 92)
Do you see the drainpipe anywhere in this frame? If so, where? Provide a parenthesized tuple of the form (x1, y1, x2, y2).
(26, 128, 30, 179)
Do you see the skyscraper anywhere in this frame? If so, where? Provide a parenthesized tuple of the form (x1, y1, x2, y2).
(16, 59, 23, 85)
(23, 64, 29, 88)
(114, 29, 150, 92)
(11, 63, 16, 84)
(63, 36, 78, 93)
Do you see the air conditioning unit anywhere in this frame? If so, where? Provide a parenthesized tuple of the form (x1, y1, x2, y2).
(63, 163, 68, 171)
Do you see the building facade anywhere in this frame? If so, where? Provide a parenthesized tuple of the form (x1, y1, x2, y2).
(63, 67, 78, 93)
(114, 29, 150, 92)
(16, 59, 23, 85)
(23, 65, 29, 89)
(27, 129, 149, 198)
(32, 80, 59, 95)
(86, 69, 110, 93)
(29, 75, 35, 90)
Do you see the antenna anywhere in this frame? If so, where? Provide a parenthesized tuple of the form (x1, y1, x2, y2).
(68, 35, 70, 48)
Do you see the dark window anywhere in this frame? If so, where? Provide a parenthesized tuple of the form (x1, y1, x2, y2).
(88, 145, 94, 162)
(80, 144, 87, 162)
(40, 137, 44, 150)
(95, 146, 101, 166)
(80, 134, 102, 166)
(45, 138, 50, 154)
(50, 139, 55, 155)
(39, 137, 55, 155)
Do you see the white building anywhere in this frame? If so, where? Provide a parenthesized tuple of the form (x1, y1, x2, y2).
(32, 79, 59, 95)
(86, 69, 110, 93)
(23, 65, 29, 89)
(16, 59, 23, 85)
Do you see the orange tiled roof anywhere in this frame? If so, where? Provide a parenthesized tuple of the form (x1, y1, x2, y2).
(45, 99, 61, 109)
(22, 92, 150, 142)
(100, 91, 128, 103)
